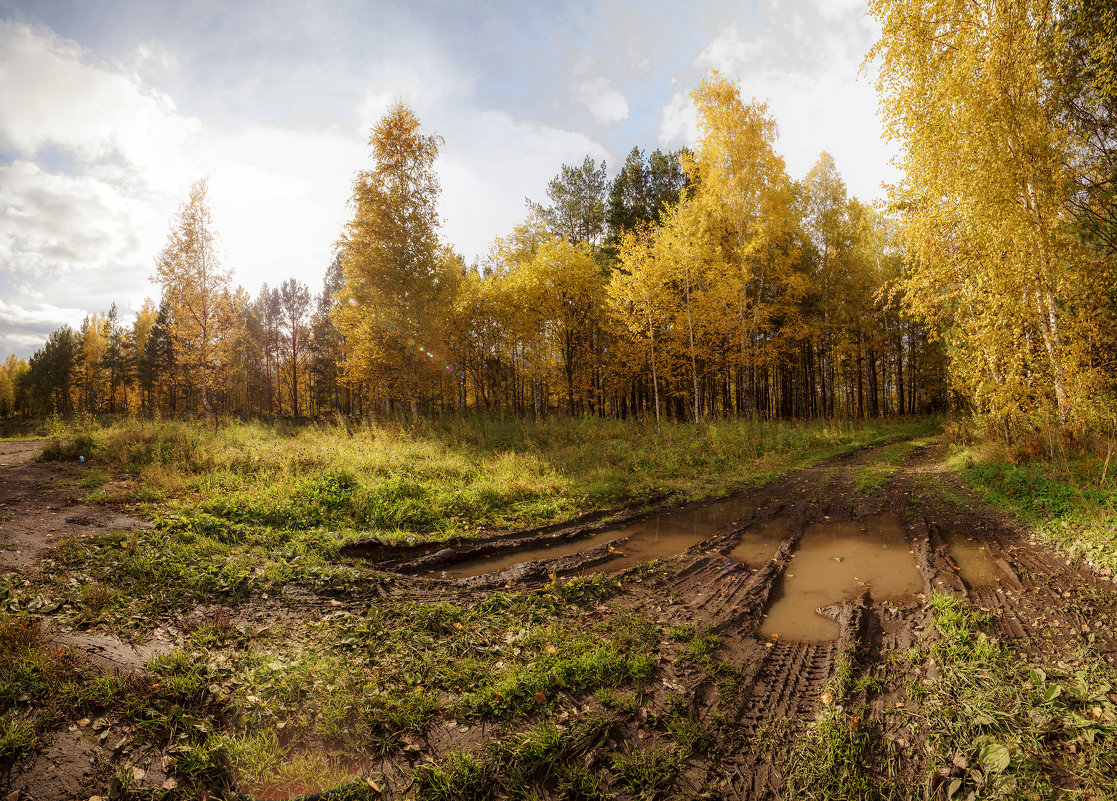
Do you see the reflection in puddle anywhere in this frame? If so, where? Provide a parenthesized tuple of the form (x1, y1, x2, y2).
(759, 513, 922, 642)
(435, 495, 771, 578)
(729, 518, 793, 567)
(941, 528, 1001, 587)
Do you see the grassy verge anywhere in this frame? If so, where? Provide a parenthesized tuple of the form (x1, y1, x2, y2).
(855, 436, 936, 495)
(945, 441, 1117, 574)
(48, 414, 942, 544)
(910, 592, 1117, 800)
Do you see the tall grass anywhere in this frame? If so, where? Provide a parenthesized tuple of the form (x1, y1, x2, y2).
(54, 414, 941, 544)
(945, 430, 1117, 573)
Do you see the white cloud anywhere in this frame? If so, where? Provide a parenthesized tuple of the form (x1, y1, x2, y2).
(572, 77, 630, 126)
(814, 0, 869, 21)
(656, 89, 697, 147)
(439, 110, 610, 263)
(696, 24, 770, 76)
(0, 160, 161, 277)
(0, 297, 88, 329)
(656, 8, 897, 203)
(0, 19, 200, 185)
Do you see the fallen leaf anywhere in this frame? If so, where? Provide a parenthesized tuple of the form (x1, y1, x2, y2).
(132, 767, 145, 783)
(453, 622, 462, 630)
(534, 691, 547, 704)
(821, 691, 834, 705)
(161, 778, 178, 791)
(329, 599, 343, 607)
(78, 718, 91, 728)
(545, 644, 557, 655)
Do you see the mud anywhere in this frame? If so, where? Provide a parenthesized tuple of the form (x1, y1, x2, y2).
(758, 513, 923, 642)
(0, 441, 151, 570)
(341, 440, 1117, 799)
(6, 437, 1117, 800)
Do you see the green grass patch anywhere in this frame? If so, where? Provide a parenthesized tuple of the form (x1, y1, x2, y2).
(948, 443, 1117, 573)
(139, 581, 656, 792)
(918, 591, 1117, 800)
(783, 653, 904, 801)
(412, 712, 616, 800)
(63, 415, 941, 548)
(855, 438, 928, 495)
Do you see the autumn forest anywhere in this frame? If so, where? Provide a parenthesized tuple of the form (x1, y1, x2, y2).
(2, 0, 1115, 441)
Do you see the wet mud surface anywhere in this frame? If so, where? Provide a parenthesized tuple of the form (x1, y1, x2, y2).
(0, 440, 151, 570)
(344, 440, 1117, 799)
(5, 438, 1117, 800)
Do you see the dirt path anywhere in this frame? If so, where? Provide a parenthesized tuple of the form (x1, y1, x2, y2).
(350, 440, 1117, 798)
(5, 438, 1116, 800)
(0, 441, 151, 570)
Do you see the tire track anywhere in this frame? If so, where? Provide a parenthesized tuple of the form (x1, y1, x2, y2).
(736, 641, 837, 729)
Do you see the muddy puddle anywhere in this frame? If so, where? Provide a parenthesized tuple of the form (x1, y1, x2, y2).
(759, 513, 922, 642)
(940, 528, 1002, 588)
(433, 495, 772, 579)
(729, 517, 794, 567)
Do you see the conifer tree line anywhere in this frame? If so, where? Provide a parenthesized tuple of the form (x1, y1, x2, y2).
(4, 73, 950, 423)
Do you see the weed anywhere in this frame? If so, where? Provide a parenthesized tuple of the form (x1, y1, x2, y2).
(783, 654, 903, 800)
(949, 443, 1117, 573)
(0, 713, 36, 759)
(611, 743, 681, 799)
(917, 591, 1117, 800)
(413, 714, 615, 800)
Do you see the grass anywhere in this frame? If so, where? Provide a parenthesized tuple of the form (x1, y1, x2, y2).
(917, 591, 1117, 800)
(135, 576, 657, 796)
(0, 612, 155, 764)
(945, 439, 1117, 574)
(412, 712, 617, 800)
(49, 414, 942, 545)
(2, 412, 945, 795)
(855, 437, 932, 495)
(783, 652, 903, 801)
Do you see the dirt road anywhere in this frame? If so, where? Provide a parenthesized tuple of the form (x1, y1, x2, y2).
(3, 438, 1116, 800)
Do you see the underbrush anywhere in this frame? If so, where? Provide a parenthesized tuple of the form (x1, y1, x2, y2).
(150, 575, 657, 798)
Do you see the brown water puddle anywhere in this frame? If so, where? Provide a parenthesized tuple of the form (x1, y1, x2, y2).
(729, 517, 794, 567)
(941, 528, 1002, 588)
(759, 513, 922, 642)
(434, 495, 772, 579)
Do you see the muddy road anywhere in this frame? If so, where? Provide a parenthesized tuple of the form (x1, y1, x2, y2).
(344, 439, 1117, 799)
(3, 437, 1116, 800)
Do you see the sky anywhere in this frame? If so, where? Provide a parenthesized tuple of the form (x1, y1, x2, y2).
(0, 0, 898, 360)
